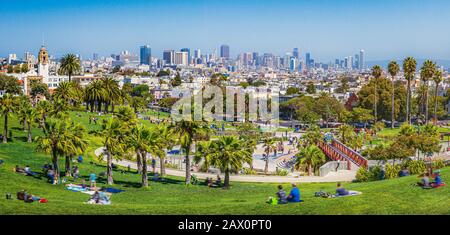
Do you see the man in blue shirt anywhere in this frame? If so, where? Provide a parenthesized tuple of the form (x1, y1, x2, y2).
(287, 183, 301, 202)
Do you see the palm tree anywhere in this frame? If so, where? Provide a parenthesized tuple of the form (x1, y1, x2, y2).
(16, 95, 32, 131)
(35, 100, 52, 131)
(371, 65, 382, 122)
(388, 61, 400, 128)
(295, 145, 326, 176)
(35, 118, 76, 183)
(262, 136, 276, 175)
(85, 80, 106, 112)
(209, 136, 252, 189)
(99, 118, 126, 185)
(59, 54, 81, 83)
(403, 57, 417, 124)
(432, 70, 444, 125)
(0, 94, 17, 143)
(21, 105, 36, 143)
(420, 60, 436, 123)
(53, 82, 74, 104)
(158, 125, 176, 176)
(171, 120, 206, 185)
(129, 124, 162, 187)
(100, 77, 121, 113)
(194, 140, 216, 172)
(63, 122, 87, 177)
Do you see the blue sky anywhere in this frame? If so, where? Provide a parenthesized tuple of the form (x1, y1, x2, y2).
(2, 0, 450, 61)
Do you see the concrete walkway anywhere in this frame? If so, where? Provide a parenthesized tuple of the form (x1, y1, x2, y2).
(95, 147, 356, 183)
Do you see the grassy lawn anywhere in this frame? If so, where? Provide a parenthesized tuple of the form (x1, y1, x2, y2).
(0, 112, 449, 215)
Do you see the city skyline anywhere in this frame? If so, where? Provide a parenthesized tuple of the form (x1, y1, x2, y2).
(2, 0, 450, 61)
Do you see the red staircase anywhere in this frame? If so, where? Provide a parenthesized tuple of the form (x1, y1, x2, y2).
(317, 139, 368, 169)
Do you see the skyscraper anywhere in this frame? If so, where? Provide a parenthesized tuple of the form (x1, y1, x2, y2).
(305, 52, 311, 67)
(293, 48, 299, 59)
(180, 48, 191, 65)
(194, 49, 201, 59)
(174, 51, 188, 66)
(289, 57, 297, 72)
(220, 45, 230, 59)
(140, 45, 151, 65)
(163, 49, 174, 65)
(359, 50, 365, 71)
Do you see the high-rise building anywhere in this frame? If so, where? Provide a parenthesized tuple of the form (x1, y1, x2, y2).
(305, 52, 311, 68)
(194, 49, 201, 59)
(93, 53, 99, 61)
(289, 57, 297, 72)
(140, 45, 151, 65)
(220, 45, 230, 59)
(293, 48, 299, 59)
(174, 51, 188, 66)
(180, 48, 191, 65)
(359, 50, 365, 71)
(163, 49, 174, 65)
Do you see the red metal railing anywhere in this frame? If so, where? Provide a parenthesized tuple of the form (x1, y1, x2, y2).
(317, 141, 352, 170)
(331, 139, 368, 168)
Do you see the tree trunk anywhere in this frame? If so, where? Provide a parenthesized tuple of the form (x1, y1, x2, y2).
(90, 101, 95, 112)
(52, 147, 59, 184)
(111, 102, 115, 113)
(406, 80, 411, 124)
(264, 151, 269, 175)
(434, 85, 439, 125)
(27, 124, 32, 143)
(3, 115, 8, 143)
(141, 151, 148, 187)
(185, 145, 191, 185)
(391, 78, 395, 128)
(160, 157, 166, 176)
(65, 155, 72, 177)
(308, 164, 312, 176)
(106, 150, 113, 185)
(374, 80, 377, 122)
(98, 101, 102, 113)
(425, 86, 429, 123)
(136, 151, 143, 174)
(224, 169, 230, 189)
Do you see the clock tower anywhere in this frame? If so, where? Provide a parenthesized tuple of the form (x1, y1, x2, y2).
(37, 46, 49, 81)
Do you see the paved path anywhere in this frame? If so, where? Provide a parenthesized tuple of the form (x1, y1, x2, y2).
(95, 147, 356, 183)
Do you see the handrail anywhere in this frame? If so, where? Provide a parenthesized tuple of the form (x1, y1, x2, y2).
(330, 140, 368, 168)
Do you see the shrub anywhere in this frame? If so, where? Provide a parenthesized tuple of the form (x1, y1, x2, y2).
(276, 169, 289, 176)
(385, 164, 401, 179)
(368, 165, 383, 181)
(355, 167, 370, 182)
(242, 168, 257, 175)
(166, 162, 179, 169)
(432, 159, 446, 169)
(405, 160, 426, 175)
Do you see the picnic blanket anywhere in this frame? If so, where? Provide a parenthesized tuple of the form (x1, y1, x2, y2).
(101, 187, 124, 194)
(422, 183, 446, 189)
(333, 190, 362, 198)
(66, 184, 90, 192)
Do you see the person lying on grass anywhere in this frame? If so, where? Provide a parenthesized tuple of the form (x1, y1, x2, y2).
(14, 165, 26, 174)
(336, 182, 349, 196)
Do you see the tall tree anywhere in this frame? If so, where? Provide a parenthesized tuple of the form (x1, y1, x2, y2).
(171, 120, 207, 185)
(209, 136, 253, 189)
(432, 70, 444, 125)
(59, 54, 81, 83)
(262, 136, 276, 175)
(99, 118, 126, 185)
(388, 61, 400, 128)
(403, 57, 417, 124)
(420, 60, 436, 123)
(371, 65, 383, 121)
(100, 76, 121, 113)
(0, 94, 17, 143)
(295, 145, 326, 176)
(85, 80, 106, 112)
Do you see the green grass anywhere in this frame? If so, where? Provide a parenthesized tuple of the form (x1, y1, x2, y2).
(0, 112, 449, 215)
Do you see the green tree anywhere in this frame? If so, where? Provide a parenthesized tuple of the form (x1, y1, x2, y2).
(101, 76, 121, 113)
(171, 73, 182, 87)
(84, 80, 106, 112)
(21, 63, 29, 73)
(371, 65, 383, 121)
(313, 93, 344, 127)
(419, 60, 436, 123)
(59, 54, 81, 82)
(286, 87, 301, 95)
(432, 70, 444, 124)
(30, 79, 51, 100)
(0, 74, 21, 94)
(99, 118, 127, 185)
(388, 61, 400, 128)
(209, 136, 253, 189)
(0, 94, 17, 143)
(351, 107, 374, 128)
(336, 77, 350, 93)
(295, 145, 326, 176)
(306, 82, 316, 94)
(403, 57, 417, 124)
(171, 120, 207, 184)
(262, 136, 276, 175)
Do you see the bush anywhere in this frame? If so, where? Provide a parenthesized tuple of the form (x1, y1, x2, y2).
(432, 159, 446, 169)
(276, 169, 289, 176)
(385, 164, 401, 179)
(242, 168, 257, 175)
(355, 167, 370, 182)
(166, 162, 179, 169)
(368, 165, 383, 181)
(405, 160, 426, 175)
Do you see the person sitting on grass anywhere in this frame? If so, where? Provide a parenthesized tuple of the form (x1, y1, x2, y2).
(336, 182, 349, 196)
(287, 183, 301, 202)
(276, 185, 288, 204)
(47, 168, 55, 184)
(431, 171, 443, 187)
(417, 173, 431, 188)
(399, 167, 410, 177)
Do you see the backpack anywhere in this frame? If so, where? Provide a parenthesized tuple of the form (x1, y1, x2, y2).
(315, 191, 332, 198)
(267, 197, 278, 205)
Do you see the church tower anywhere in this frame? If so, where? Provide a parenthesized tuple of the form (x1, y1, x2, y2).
(37, 46, 49, 81)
